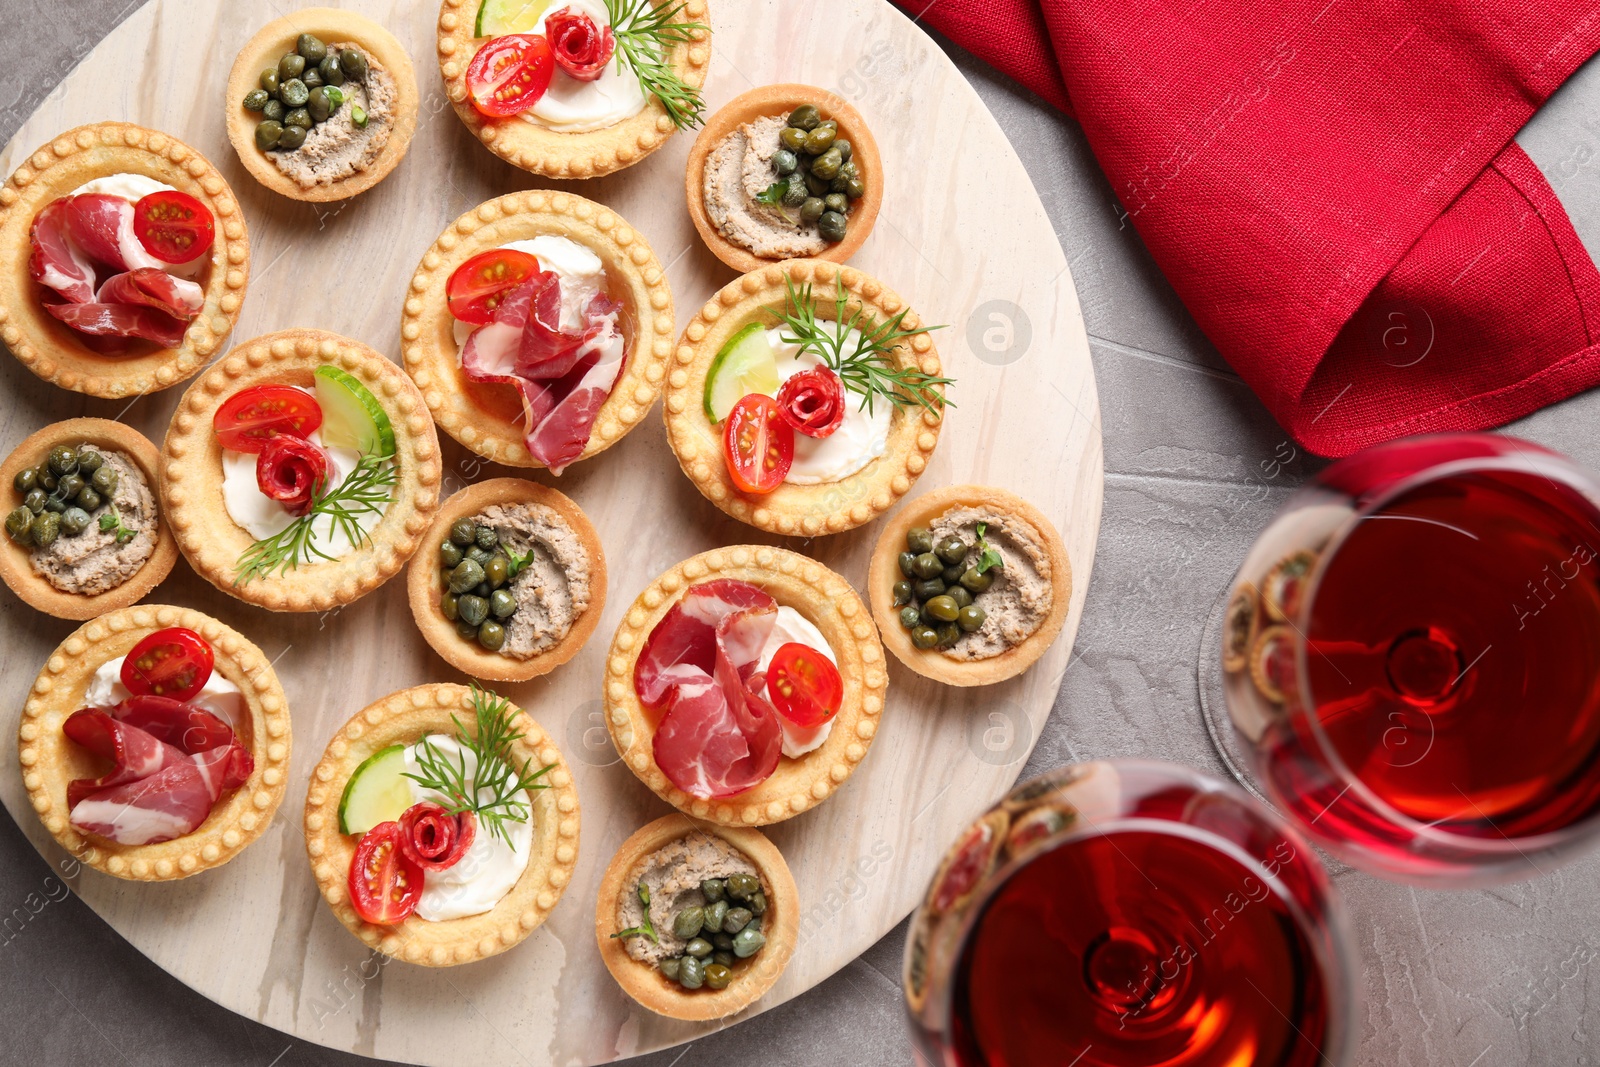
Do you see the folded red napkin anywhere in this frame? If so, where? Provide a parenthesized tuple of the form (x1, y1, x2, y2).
(900, 0, 1600, 455)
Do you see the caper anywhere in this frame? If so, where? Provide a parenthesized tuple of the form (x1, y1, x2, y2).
(467, 524, 495, 550)
(732, 927, 767, 959)
(490, 589, 518, 619)
(684, 937, 713, 959)
(57, 474, 84, 500)
(937, 623, 962, 649)
(280, 78, 309, 108)
(455, 619, 480, 640)
(42, 495, 65, 514)
(340, 48, 369, 80)
(278, 52, 306, 81)
(243, 89, 270, 112)
(351, 105, 369, 129)
(703, 898, 728, 933)
(726, 872, 760, 900)
(912, 552, 945, 579)
(38, 472, 56, 492)
(811, 148, 844, 181)
(712, 932, 736, 952)
(262, 99, 286, 122)
(30, 511, 60, 548)
(937, 536, 969, 565)
(319, 54, 346, 86)
(297, 33, 328, 63)
(22, 489, 46, 514)
(748, 891, 767, 916)
(899, 606, 921, 629)
(825, 193, 849, 214)
(804, 126, 837, 155)
(6, 508, 33, 544)
(701, 962, 731, 990)
(59, 507, 90, 536)
(466, 546, 493, 568)
(773, 148, 798, 175)
(448, 559, 485, 594)
(301, 67, 324, 91)
(673, 907, 705, 940)
(817, 118, 838, 135)
(722, 907, 752, 934)
(452, 594, 486, 627)
(91, 466, 118, 495)
(13, 468, 36, 494)
(440, 541, 464, 569)
(788, 104, 821, 130)
(803, 169, 831, 196)
(303, 87, 328, 122)
(799, 197, 826, 224)
(701, 878, 727, 904)
(255, 120, 284, 150)
(450, 518, 477, 546)
(913, 577, 947, 601)
(834, 139, 853, 162)
(712, 950, 735, 968)
(924, 595, 960, 623)
(782, 176, 808, 208)
(440, 592, 460, 621)
(76, 448, 102, 475)
(279, 125, 308, 149)
(818, 210, 849, 243)
(48, 446, 78, 477)
(948, 585, 973, 609)
(659, 957, 681, 981)
(474, 581, 493, 598)
(779, 126, 808, 152)
(960, 567, 996, 593)
(892, 580, 913, 606)
(958, 605, 988, 633)
(260, 68, 280, 94)
(898, 551, 918, 578)
(912, 625, 940, 649)
(942, 561, 966, 584)
(477, 621, 507, 651)
(75, 487, 102, 512)
(285, 107, 312, 130)
(679, 954, 706, 989)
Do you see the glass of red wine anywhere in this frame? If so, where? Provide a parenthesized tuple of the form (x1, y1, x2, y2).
(904, 759, 1357, 1067)
(1202, 433, 1600, 885)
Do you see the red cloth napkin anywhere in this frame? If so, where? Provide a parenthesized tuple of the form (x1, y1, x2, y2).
(899, 0, 1600, 456)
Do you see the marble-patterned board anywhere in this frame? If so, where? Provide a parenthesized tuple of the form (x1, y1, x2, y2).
(0, 0, 1102, 1063)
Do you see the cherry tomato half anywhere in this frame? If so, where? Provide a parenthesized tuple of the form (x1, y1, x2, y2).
(766, 642, 844, 728)
(120, 627, 215, 702)
(132, 190, 214, 265)
(447, 249, 541, 324)
(213, 385, 324, 454)
(466, 34, 555, 118)
(723, 393, 794, 495)
(348, 822, 424, 926)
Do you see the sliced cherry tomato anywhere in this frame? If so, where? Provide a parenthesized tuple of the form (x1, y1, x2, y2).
(398, 803, 476, 872)
(256, 435, 331, 516)
(766, 642, 844, 728)
(466, 34, 555, 117)
(213, 385, 324, 454)
(132, 190, 214, 265)
(447, 249, 542, 324)
(723, 393, 793, 495)
(120, 627, 215, 702)
(348, 822, 424, 926)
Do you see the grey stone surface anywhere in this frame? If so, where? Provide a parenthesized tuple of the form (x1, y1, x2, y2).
(6, 4, 1600, 1066)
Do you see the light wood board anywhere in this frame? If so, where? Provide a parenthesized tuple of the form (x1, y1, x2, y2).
(0, 0, 1103, 1062)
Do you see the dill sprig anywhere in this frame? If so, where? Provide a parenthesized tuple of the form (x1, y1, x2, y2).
(604, 0, 708, 130)
(233, 454, 398, 586)
(402, 684, 553, 846)
(773, 278, 953, 418)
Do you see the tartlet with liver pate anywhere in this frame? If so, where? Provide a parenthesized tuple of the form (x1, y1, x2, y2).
(869, 484, 1071, 686)
(604, 545, 887, 827)
(0, 121, 249, 398)
(225, 8, 419, 202)
(0, 419, 177, 620)
(597, 814, 798, 1020)
(408, 478, 606, 682)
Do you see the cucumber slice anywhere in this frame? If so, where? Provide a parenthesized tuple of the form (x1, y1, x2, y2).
(703, 323, 781, 423)
(475, 0, 553, 36)
(314, 365, 396, 458)
(338, 744, 414, 835)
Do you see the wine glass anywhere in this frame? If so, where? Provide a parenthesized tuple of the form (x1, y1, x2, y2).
(1202, 433, 1600, 885)
(904, 759, 1357, 1067)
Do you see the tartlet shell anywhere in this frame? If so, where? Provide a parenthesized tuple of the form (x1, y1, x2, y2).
(595, 813, 798, 1021)
(435, 0, 712, 179)
(224, 8, 420, 203)
(17, 604, 291, 881)
(0, 418, 178, 620)
(401, 190, 676, 469)
(603, 545, 888, 826)
(160, 328, 443, 612)
(0, 121, 250, 397)
(663, 259, 944, 536)
(686, 84, 884, 274)
(867, 484, 1072, 687)
(406, 477, 607, 682)
(303, 683, 581, 967)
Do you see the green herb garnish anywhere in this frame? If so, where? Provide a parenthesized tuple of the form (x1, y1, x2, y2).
(98, 506, 139, 545)
(611, 882, 659, 943)
(773, 278, 953, 418)
(757, 181, 787, 206)
(233, 454, 398, 586)
(402, 684, 553, 846)
(974, 521, 1003, 575)
(506, 547, 535, 580)
(603, 0, 708, 131)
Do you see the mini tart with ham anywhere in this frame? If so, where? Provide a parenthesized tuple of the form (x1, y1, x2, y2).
(225, 8, 420, 203)
(868, 485, 1071, 687)
(17, 604, 290, 881)
(402, 190, 675, 470)
(304, 683, 581, 967)
(664, 259, 944, 536)
(603, 545, 887, 827)
(161, 329, 442, 612)
(0, 121, 249, 398)
(0, 418, 177, 620)
(435, 0, 711, 179)
(597, 814, 799, 1021)
(407, 477, 607, 682)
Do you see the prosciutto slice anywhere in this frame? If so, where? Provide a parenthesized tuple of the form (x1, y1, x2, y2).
(62, 710, 188, 809)
(44, 301, 189, 348)
(110, 695, 239, 754)
(97, 268, 204, 319)
(635, 579, 777, 708)
(64, 194, 134, 271)
(28, 198, 96, 304)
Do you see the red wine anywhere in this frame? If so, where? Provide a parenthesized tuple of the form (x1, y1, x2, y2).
(949, 826, 1330, 1067)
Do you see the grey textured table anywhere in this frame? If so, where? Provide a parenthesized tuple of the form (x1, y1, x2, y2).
(6, 5, 1600, 1066)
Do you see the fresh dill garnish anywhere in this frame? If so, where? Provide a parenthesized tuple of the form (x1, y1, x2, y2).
(98, 505, 139, 545)
(233, 454, 398, 586)
(974, 521, 1004, 575)
(772, 278, 953, 418)
(402, 684, 553, 846)
(611, 882, 659, 943)
(603, 0, 708, 130)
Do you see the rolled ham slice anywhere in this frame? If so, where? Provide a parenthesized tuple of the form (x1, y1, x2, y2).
(28, 197, 96, 304)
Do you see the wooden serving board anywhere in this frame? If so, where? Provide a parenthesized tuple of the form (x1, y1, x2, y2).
(0, 0, 1103, 1063)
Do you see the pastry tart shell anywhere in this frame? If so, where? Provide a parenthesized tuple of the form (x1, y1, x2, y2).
(435, 0, 712, 179)
(407, 477, 607, 682)
(0, 418, 178, 620)
(0, 121, 250, 398)
(225, 8, 420, 203)
(603, 545, 888, 826)
(160, 328, 442, 612)
(303, 683, 581, 967)
(663, 259, 944, 536)
(868, 484, 1071, 687)
(595, 813, 799, 1021)
(402, 190, 676, 469)
(686, 84, 884, 274)
(17, 604, 291, 881)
